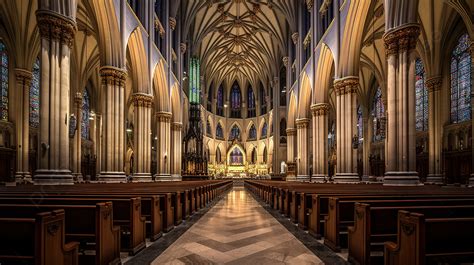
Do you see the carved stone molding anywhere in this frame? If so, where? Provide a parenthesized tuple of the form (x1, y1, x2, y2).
(169, 17, 176, 31)
(171, 122, 183, 131)
(14, 68, 32, 86)
(306, 0, 314, 11)
(426, 76, 442, 93)
(132, 93, 153, 108)
(99, 66, 127, 87)
(36, 10, 77, 48)
(292, 32, 299, 45)
(74, 92, 83, 106)
(180, 43, 187, 54)
(333, 76, 359, 95)
(282, 56, 289, 67)
(311, 103, 330, 116)
(286, 128, 297, 136)
(383, 23, 420, 56)
(156, 111, 172, 123)
(296, 118, 310, 129)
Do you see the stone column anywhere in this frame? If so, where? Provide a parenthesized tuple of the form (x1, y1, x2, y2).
(171, 122, 182, 180)
(333, 77, 359, 183)
(286, 128, 296, 163)
(362, 113, 374, 181)
(72, 92, 83, 182)
(98, 66, 127, 183)
(155, 111, 172, 180)
(35, 11, 76, 184)
(425, 76, 443, 184)
(95, 113, 102, 177)
(311, 103, 329, 182)
(383, 24, 420, 185)
(132, 93, 153, 182)
(296, 118, 310, 181)
(14, 69, 32, 183)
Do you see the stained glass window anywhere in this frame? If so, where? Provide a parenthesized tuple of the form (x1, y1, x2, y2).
(251, 148, 257, 164)
(261, 122, 268, 139)
(82, 89, 90, 139)
(415, 58, 428, 131)
(260, 84, 267, 114)
(217, 84, 224, 116)
(280, 118, 287, 144)
(230, 81, 241, 118)
(0, 41, 8, 121)
(357, 105, 363, 143)
(189, 57, 200, 103)
(206, 120, 211, 136)
(207, 84, 212, 111)
(248, 85, 256, 118)
(450, 33, 472, 123)
(229, 124, 240, 140)
(30, 58, 40, 128)
(249, 124, 257, 140)
(372, 87, 385, 141)
(230, 147, 244, 165)
(216, 123, 224, 139)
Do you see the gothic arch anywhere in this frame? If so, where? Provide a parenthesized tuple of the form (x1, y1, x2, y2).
(170, 83, 181, 123)
(288, 90, 297, 129)
(314, 43, 335, 104)
(297, 72, 312, 119)
(152, 59, 170, 112)
(126, 27, 150, 94)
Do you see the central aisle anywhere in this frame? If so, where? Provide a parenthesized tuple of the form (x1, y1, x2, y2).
(152, 187, 324, 264)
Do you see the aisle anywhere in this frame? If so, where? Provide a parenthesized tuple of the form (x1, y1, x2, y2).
(151, 187, 324, 264)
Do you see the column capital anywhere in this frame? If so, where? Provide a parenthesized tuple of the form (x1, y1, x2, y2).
(169, 17, 177, 31)
(156, 111, 172, 122)
(14, 68, 32, 86)
(306, 0, 314, 11)
(295, 118, 310, 129)
(282, 56, 289, 67)
(286, 128, 297, 136)
(132, 93, 153, 108)
(74, 92, 83, 106)
(333, 76, 359, 95)
(100, 66, 127, 86)
(311, 103, 330, 116)
(36, 10, 77, 48)
(171, 122, 183, 131)
(180, 43, 187, 54)
(292, 32, 299, 45)
(383, 23, 420, 56)
(425, 76, 442, 92)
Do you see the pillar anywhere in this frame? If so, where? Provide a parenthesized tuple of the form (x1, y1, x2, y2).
(383, 24, 420, 186)
(311, 103, 329, 182)
(425, 76, 443, 184)
(98, 66, 127, 183)
(296, 118, 310, 181)
(286, 128, 296, 181)
(72, 92, 83, 182)
(333, 77, 359, 183)
(362, 112, 374, 181)
(35, 11, 76, 184)
(171, 122, 182, 180)
(14, 69, 32, 183)
(155, 111, 172, 180)
(132, 93, 153, 182)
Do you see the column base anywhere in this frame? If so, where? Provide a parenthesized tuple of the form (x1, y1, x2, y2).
(98, 172, 127, 183)
(468, 174, 474, 187)
(154, 174, 173, 181)
(383, 171, 421, 186)
(311, 174, 327, 183)
(296, 175, 310, 182)
(425, 174, 443, 185)
(170, 174, 182, 181)
(34, 169, 74, 185)
(73, 173, 83, 183)
(132, 173, 152, 182)
(334, 173, 360, 183)
(285, 175, 297, 181)
(15, 172, 32, 184)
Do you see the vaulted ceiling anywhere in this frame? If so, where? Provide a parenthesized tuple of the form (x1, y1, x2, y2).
(183, 0, 291, 89)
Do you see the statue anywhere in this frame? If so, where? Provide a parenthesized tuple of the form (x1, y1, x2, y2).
(280, 161, 287, 174)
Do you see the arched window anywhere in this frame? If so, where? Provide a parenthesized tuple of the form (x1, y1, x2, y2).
(216, 123, 224, 139)
(0, 40, 9, 121)
(217, 84, 224, 116)
(357, 105, 363, 143)
(206, 120, 212, 136)
(372, 87, 385, 141)
(82, 89, 91, 140)
(207, 83, 212, 111)
(30, 58, 40, 128)
(230, 81, 241, 118)
(415, 58, 428, 131)
(450, 33, 472, 123)
(280, 118, 287, 144)
(229, 124, 240, 140)
(263, 147, 268, 163)
(260, 83, 267, 114)
(251, 148, 257, 164)
(229, 147, 244, 165)
(216, 147, 222, 163)
(261, 122, 268, 139)
(248, 85, 256, 118)
(280, 66, 287, 106)
(248, 124, 257, 140)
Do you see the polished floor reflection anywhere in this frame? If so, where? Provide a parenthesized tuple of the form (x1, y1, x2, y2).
(152, 187, 324, 264)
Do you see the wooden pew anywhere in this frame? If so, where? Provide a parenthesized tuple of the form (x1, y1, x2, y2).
(0, 209, 79, 265)
(385, 210, 474, 265)
(0, 203, 120, 265)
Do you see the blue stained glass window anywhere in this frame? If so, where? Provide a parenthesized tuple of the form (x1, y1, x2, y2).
(372, 87, 385, 141)
(231, 81, 241, 118)
(206, 120, 211, 136)
(450, 33, 472, 123)
(0, 41, 8, 121)
(230, 147, 243, 165)
(216, 123, 224, 139)
(415, 58, 428, 131)
(30, 58, 40, 128)
(357, 105, 363, 143)
(248, 85, 256, 118)
(260, 84, 267, 114)
(229, 124, 240, 140)
(249, 124, 257, 140)
(82, 89, 90, 139)
(261, 122, 268, 139)
(217, 84, 224, 116)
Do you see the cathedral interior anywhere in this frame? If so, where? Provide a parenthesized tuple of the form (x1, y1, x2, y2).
(0, 0, 474, 264)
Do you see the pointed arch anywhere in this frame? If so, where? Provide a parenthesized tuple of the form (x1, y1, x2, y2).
(126, 27, 150, 94)
(314, 43, 335, 104)
(288, 90, 297, 129)
(227, 144, 246, 165)
(170, 83, 181, 123)
(152, 59, 170, 112)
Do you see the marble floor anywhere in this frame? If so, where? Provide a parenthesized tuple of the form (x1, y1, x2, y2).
(151, 187, 324, 265)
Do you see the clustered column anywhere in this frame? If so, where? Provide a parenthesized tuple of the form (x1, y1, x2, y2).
(311, 103, 329, 182)
(155, 111, 172, 180)
(132, 93, 153, 182)
(35, 11, 76, 184)
(14, 69, 32, 183)
(333, 77, 359, 183)
(296, 118, 310, 180)
(362, 111, 373, 181)
(72, 92, 83, 182)
(286, 127, 297, 180)
(99, 66, 127, 183)
(383, 24, 420, 185)
(425, 77, 443, 183)
(171, 122, 182, 180)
